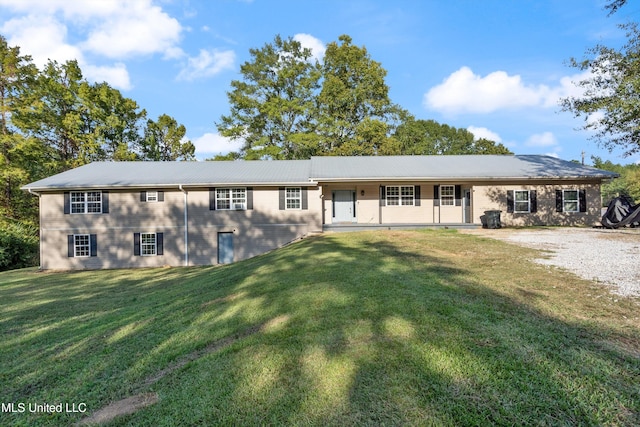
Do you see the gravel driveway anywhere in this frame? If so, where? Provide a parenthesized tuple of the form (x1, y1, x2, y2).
(462, 227, 640, 297)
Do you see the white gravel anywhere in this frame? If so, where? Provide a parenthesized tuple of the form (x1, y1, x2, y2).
(487, 228, 640, 297)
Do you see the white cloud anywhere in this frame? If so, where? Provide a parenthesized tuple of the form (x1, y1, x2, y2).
(0, 0, 183, 90)
(83, 63, 131, 90)
(1, 15, 82, 68)
(294, 33, 326, 62)
(81, 2, 182, 59)
(526, 131, 558, 147)
(467, 126, 502, 142)
(424, 67, 596, 115)
(176, 49, 236, 81)
(192, 132, 244, 155)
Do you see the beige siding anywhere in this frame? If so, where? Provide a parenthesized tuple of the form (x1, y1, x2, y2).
(321, 180, 603, 227)
(471, 181, 603, 226)
(39, 187, 322, 270)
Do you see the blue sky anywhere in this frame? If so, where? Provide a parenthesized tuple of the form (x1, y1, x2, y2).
(1, 0, 639, 165)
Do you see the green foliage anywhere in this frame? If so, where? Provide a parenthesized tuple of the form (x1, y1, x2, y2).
(592, 156, 640, 204)
(217, 34, 407, 159)
(0, 219, 38, 270)
(561, 22, 640, 157)
(141, 114, 195, 161)
(316, 35, 405, 156)
(394, 118, 512, 155)
(217, 34, 322, 159)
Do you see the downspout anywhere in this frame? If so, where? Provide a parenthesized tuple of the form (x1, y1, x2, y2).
(179, 185, 188, 267)
(28, 189, 43, 269)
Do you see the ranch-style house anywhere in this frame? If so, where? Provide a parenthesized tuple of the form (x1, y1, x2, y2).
(22, 154, 618, 270)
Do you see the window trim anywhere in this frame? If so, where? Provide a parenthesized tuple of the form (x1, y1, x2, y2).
(215, 187, 247, 210)
(514, 190, 531, 213)
(140, 232, 157, 256)
(563, 189, 579, 213)
(440, 185, 455, 206)
(74, 234, 91, 258)
(70, 191, 102, 214)
(146, 191, 158, 202)
(385, 185, 415, 206)
(285, 187, 302, 210)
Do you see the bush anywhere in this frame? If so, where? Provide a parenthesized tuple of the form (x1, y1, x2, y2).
(0, 221, 39, 271)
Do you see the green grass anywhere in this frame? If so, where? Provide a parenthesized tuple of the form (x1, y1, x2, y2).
(1, 230, 639, 426)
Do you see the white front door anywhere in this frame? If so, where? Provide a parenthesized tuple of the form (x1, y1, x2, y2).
(333, 190, 356, 223)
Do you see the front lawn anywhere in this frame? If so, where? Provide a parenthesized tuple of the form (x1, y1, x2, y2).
(1, 230, 638, 426)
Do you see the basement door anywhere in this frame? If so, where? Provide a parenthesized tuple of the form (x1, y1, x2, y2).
(333, 190, 356, 223)
(217, 232, 234, 264)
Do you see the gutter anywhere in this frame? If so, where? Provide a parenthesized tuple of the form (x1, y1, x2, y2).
(28, 189, 43, 270)
(179, 185, 188, 267)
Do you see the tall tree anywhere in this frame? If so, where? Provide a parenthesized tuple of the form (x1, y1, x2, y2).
(561, 18, 640, 157)
(141, 114, 195, 161)
(316, 35, 403, 155)
(14, 59, 146, 169)
(217, 35, 322, 159)
(394, 119, 512, 155)
(13, 60, 86, 170)
(0, 35, 41, 220)
(79, 82, 145, 161)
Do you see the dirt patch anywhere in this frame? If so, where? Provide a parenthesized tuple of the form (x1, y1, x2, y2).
(77, 393, 158, 425)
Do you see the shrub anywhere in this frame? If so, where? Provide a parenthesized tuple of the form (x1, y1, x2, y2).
(0, 221, 39, 271)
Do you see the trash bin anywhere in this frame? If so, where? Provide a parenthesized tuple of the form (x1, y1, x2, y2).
(483, 210, 502, 229)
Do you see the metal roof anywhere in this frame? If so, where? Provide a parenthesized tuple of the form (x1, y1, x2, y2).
(310, 155, 619, 181)
(22, 160, 313, 190)
(22, 155, 618, 191)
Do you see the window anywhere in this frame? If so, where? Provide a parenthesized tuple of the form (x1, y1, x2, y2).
(563, 190, 579, 213)
(216, 188, 246, 210)
(386, 185, 414, 206)
(140, 191, 164, 202)
(71, 191, 102, 214)
(67, 234, 97, 258)
(286, 187, 301, 210)
(134, 232, 163, 256)
(74, 234, 90, 257)
(141, 233, 157, 256)
(514, 190, 530, 213)
(440, 185, 455, 206)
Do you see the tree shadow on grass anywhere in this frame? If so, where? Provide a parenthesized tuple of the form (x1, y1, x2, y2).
(1, 230, 638, 426)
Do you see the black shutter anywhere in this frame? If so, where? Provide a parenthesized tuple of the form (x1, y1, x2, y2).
(433, 185, 440, 206)
(102, 191, 109, 213)
(455, 185, 462, 206)
(209, 188, 216, 210)
(156, 233, 164, 255)
(158, 191, 164, 202)
(415, 185, 421, 206)
(90, 234, 97, 257)
(64, 192, 70, 214)
(279, 187, 285, 210)
(140, 191, 147, 202)
(579, 189, 587, 212)
(68, 235, 74, 257)
(530, 190, 537, 213)
(379, 186, 386, 206)
(507, 191, 514, 213)
(301, 188, 308, 210)
(246, 187, 253, 210)
(556, 190, 563, 212)
(133, 233, 141, 256)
